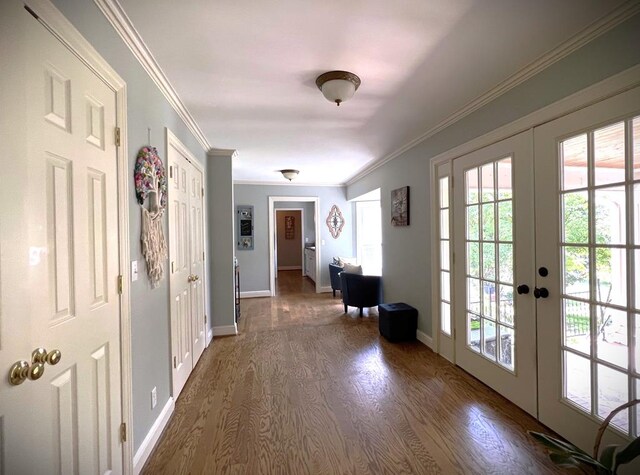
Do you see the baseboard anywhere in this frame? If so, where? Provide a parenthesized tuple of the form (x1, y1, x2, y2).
(319, 286, 333, 293)
(240, 290, 271, 298)
(212, 324, 238, 336)
(416, 329, 434, 350)
(133, 397, 175, 474)
(206, 328, 213, 346)
(277, 266, 302, 271)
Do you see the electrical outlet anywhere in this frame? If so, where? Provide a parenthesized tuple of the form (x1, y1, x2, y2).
(305, 237, 309, 243)
(151, 387, 157, 409)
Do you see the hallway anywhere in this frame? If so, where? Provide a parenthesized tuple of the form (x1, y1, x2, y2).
(142, 271, 565, 474)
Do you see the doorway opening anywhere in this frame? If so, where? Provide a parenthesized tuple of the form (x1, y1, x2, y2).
(268, 196, 320, 296)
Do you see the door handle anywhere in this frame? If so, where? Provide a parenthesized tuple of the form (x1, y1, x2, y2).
(187, 274, 200, 283)
(516, 284, 530, 295)
(534, 287, 550, 299)
(9, 348, 62, 386)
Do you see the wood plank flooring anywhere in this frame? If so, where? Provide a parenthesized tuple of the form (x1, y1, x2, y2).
(142, 271, 574, 474)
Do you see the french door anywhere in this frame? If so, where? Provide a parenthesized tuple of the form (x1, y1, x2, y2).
(535, 86, 640, 452)
(453, 131, 537, 416)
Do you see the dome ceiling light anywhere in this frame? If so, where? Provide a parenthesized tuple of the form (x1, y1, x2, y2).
(315, 71, 361, 106)
(279, 169, 299, 181)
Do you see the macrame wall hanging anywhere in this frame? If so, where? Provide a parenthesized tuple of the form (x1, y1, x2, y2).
(134, 145, 168, 288)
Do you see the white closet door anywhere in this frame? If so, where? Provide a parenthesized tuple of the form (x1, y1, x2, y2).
(0, 5, 123, 473)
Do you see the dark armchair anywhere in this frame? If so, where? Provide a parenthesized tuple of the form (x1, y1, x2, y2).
(329, 263, 343, 297)
(340, 272, 383, 316)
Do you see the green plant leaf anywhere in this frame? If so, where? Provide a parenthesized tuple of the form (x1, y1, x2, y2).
(599, 444, 618, 470)
(549, 452, 579, 467)
(528, 431, 589, 455)
(613, 436, 640, 468)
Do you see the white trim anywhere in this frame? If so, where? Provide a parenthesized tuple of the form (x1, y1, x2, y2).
(268, 196, 321, 296)
(240, 290, 271, 298)
(345, 2, 640, 186)
(212, 324, 238, 336)
(207, 328, 213, 346)
(320, 286, 333, 293)
(93, 0, 210, 151)
(133, 397, 175, 475)
(430, 64, 640, 167)
(278, 266, 302, 271)
(234, 180, 345, 187)
(416, 330, 434, 350)
(209, 148, 238, 159)
(25, 1, 134, 472)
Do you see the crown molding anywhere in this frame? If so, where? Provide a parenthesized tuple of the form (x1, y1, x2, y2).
(93, 0, 211, 151)
(208, 148, 239, 159)
(345, 1, 640, 187)
(233, 180, 345, 188)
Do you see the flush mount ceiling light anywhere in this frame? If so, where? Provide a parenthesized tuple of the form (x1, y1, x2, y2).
(279, 169, 299, 181)
(316, 70, 361, 106)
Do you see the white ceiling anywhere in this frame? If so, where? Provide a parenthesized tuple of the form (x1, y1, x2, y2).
(118, 0, 626, 185)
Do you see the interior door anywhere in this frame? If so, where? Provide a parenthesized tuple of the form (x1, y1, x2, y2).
(453, 131, 537, 416)
(535, 86, 640, 453)
(168, 140, 206, 398)
(0, 4, 123, 473)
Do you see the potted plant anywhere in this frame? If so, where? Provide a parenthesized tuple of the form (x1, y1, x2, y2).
(529, 399, 640, 474)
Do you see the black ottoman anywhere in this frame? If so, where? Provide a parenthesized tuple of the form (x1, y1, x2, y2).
(378, 303, 418, 342)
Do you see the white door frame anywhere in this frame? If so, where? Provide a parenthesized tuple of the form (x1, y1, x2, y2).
(429, 64, 640, 359)
(274, 208, 305, 273)
(166, 128, 210, 396)
(25, 0, 133, 472)
(268, 196, 320, 295)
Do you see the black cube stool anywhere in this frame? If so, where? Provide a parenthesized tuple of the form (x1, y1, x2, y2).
(378, 303, 418, 342)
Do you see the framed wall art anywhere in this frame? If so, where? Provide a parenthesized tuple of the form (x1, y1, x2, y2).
(326, 204, 345, 239)
(391, 186, 410, 226)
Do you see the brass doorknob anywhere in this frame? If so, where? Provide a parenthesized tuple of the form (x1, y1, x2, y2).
(9, 361, 45, 385)
(32, 348, 62, 366)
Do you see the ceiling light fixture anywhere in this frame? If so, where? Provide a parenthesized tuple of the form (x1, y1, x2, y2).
(279, 169, 299, 181)
(316, 71, 361, 106)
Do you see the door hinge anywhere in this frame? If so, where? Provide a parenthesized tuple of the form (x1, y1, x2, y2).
(117, 275, 123, 294)
(452, 252, 455, 265)
(171, 261, 174, 273)
(201, 187, 204, 197)
(115, 127, 121, 147)
(169, 166, 173, 178)
(173, 356, 177, 368)
(120, 422, 127, 443)
(202, 252, 205, 261)
(204, 314, 207, 325)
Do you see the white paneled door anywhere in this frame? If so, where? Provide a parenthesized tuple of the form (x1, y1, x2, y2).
(535, 86, 640, 453)
(0, 4, 123, 474)
(452, 131, 538, 416)
(167, 134, 206, 398)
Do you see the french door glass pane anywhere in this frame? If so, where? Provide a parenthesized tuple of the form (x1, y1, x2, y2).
(441, 302, 451, 335)
(441, 240, 450, 271)
(440, 177, 449, 208)
(562, 134, 588, 191)
(562, 192, 588, 244)
(634, 117, 640, 180)
(558, 117, 639, 437)
(565, 351, 591, 411)
(439, 176, 452, 336)
(465, 157, 515, 371)
(596, 306, 628, 370)
(563, 298, 590, 355)
(597, 364, 628, 432)
(594, 121, 625, 186)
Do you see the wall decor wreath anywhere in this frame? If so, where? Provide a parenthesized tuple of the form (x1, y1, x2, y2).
(134, 146, 168, 288)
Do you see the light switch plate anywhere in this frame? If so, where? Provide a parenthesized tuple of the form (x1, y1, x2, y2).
(131, 260, 139, 282)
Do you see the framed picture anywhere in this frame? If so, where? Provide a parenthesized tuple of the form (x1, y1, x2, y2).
(284, 215, 295, 239)
(391, 186, 410, 226)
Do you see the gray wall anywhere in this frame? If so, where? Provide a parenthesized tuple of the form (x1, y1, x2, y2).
(208, 154, 236, 329)
(347, 12, 640, 337)
(51, 0, 209, 451)
(235, 185, 355, 291)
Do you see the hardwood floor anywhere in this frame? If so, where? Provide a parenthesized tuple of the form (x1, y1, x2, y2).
(142, 271, 572, 474)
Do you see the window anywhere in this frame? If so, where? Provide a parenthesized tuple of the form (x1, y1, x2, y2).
(356, 200, 382, 275)
(439, 176, 452, 336)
